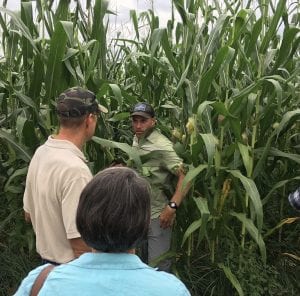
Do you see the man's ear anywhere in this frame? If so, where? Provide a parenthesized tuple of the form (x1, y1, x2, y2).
(86, 114, 93, 127)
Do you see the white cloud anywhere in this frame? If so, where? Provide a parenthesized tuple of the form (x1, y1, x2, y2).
(4, 0, 21, 10)
(2, 0, 175, 38)
(108, 0, 178, 39)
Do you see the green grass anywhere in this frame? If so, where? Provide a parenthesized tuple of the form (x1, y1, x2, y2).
(0, 246, 40, 296)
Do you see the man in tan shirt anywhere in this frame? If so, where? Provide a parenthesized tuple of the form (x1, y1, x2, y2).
(23, 87, 107, 264)
(130, 102, 189, 272)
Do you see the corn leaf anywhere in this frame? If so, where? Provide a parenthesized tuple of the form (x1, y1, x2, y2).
(109, 84, 123, 106)
(198, 46, 235, 102)
(273, 27, 300, 69)
(230, 212, 266, 264)
(92, 137, 141, 169)
(193, 197, 210, 245)
(183, 164, 208, 189)
(262, 176, 300, 205)
(264, 217, 300, 238)
(218, 263, 244, 296)
(200, 133, 218, 166)
(237, 142, 253, 177)
(161, 29, 179, 77)
(181, 219, 202, 246)
(21, 2, 34, 70)
(275, 109, 300, 138)
(4, 167, 28, 192)
(0, 129, 32, 161)
(0, 7, 38, 52)
(45, 21, 70, 99)
(228, 170, 263, 231)
(269, 147, 300, 164)
(130, 10, 139, 39)
(260, 0, 287, 54)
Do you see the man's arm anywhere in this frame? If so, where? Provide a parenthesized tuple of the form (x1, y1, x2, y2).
(159, 168, 190, 229)
(24, 210, 91, 257)
(24, 210, 31, 223)
(69, 238, 92, 258)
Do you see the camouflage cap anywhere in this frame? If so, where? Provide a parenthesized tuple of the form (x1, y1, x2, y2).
(56, 87, 108, 118)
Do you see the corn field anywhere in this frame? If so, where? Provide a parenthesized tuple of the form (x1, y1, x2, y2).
(0, 0, 299, 295)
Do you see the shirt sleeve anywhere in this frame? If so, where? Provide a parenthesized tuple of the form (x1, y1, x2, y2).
(23, 183, 31, 213)
(23, 166, 33, 214)
(61, 168, 92, 239)
(147, 131, 184, 175)
(13, 264, 50, 296)
(162, 149, 183, 175)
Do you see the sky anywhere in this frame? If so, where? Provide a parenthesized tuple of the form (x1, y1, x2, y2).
(106, 0, 175, 38)
(3, 0, 175, 38)
(2, 0, 294, 38)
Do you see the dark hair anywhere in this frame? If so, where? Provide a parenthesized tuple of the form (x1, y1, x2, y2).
(76, 167, 151, 252)
(58, 114, 88, 129)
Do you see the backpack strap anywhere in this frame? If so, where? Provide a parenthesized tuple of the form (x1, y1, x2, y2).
(30, 264, 55, 296)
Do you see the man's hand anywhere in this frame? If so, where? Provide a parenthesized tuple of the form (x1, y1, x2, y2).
(159, 205, 176, 229)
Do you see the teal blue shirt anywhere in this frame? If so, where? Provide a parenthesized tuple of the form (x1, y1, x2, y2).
(14, 253, 190, 296)
(132, 129, 183, 218)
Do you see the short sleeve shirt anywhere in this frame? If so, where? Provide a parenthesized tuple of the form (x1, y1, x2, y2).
(132, 129, 183, 218)
(23, 136, 92, 263)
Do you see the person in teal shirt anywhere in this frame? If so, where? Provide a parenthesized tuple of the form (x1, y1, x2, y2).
(14, 167, 190, 296)
(131, 102, 189, 272)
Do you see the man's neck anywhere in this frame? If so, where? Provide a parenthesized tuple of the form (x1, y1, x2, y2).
(136, 127, 155, 142)
(54, 129, 85, 150)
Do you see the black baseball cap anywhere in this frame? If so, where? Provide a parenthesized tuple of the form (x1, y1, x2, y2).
(131, 102, 155, 118)
(56, 87, 108, 118)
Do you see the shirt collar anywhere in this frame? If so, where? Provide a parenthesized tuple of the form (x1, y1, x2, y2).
(69, 253, 155, 271)
(134, 128, 157, 145)
(46, 136, 88, 162)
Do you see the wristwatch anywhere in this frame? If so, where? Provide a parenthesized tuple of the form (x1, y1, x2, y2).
(168, 201, 178, 210)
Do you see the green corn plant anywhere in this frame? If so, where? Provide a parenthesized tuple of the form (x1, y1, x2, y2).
(0, 0, 299, 295)
(109, 0, 299, 294)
